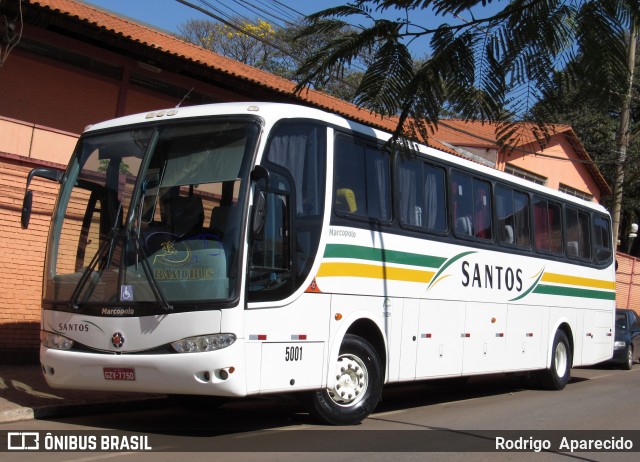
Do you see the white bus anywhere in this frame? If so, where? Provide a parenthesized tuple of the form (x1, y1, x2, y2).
(23, 102, 616, 425)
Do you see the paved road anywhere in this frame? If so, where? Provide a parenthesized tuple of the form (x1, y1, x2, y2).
(1, 366, 639, 461)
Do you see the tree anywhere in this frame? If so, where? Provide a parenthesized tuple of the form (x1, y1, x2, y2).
(293, 0, 640, 247)
(177, 19, 281, 72)
(177, 17, 366, 102)
(532, 52, 640, 251)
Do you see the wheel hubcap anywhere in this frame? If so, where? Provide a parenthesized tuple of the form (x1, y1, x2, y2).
(327, 354, 368, 407)
(555, 342, 568, 376)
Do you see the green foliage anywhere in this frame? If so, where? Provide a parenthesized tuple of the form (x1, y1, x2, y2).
(532, 58, 640, 245)
(293, 0, 640, 151)
(177, 17, 366, 102)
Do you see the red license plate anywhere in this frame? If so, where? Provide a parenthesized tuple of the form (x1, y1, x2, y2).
(103, 367, 136, 381)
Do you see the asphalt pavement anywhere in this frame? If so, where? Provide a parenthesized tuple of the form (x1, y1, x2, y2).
(0, 363, 164, 423)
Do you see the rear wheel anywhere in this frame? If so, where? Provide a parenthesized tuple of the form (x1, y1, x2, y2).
(538, 330, 572, 390)
(306, 334, 383, 425)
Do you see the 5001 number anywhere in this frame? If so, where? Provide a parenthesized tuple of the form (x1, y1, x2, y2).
(285, 346, 303, 361)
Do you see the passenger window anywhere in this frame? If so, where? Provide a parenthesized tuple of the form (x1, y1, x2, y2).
(533, 196, 563, 254)
(398, 158, 447, 233)
(451, 171, 492, 240)
(334, 136, 391, 222)
(593, 215, 613, 264)
(565, 206, 591, 260)
(495, 185, 531, 248)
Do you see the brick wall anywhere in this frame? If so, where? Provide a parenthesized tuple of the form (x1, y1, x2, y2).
(0, 155, 60, 357)
(0, 52, 120, 134)
(615, 252, 640, 313)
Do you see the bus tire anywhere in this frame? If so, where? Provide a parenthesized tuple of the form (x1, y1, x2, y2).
(306, 334, 383, 425)
(539, 330, 572, 390)
(624, 345, 634, 371)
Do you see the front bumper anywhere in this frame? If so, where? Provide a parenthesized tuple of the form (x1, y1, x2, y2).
(40, 340, 247, 397)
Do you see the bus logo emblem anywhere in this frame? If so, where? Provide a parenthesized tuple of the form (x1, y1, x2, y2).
(112, 332, 125, 348)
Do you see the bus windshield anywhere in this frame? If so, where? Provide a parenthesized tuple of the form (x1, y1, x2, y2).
(45, 119, 260, 308)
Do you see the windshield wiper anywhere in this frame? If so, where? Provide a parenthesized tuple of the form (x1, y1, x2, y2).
(69, 199, 124, 310)
(68, 226, 119, 310)
(129, 229, 173, 312)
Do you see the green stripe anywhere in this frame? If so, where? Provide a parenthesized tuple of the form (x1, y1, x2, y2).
(533, 284, 616, 300)
(427, 251, 476, 290)
(510, 269, 545, 302)
(324, 244, 446, 269)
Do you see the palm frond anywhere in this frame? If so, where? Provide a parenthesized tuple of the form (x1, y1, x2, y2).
(355, 34, 415, 115)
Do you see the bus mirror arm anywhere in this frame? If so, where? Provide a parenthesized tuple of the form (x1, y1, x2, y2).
(250, 165, 269, 186)
(21, 167, 64, 229)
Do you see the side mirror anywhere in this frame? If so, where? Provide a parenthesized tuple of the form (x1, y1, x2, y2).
(250, 165, 270, 240)
(21, 167, 64, 229)
(21, 190, 33, 229)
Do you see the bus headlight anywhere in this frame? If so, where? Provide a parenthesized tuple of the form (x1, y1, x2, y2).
(41, 331, 74, 351)
(171, 334, 236, 353)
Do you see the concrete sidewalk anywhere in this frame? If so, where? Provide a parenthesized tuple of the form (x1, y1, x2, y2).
(0, 364, 165, 423)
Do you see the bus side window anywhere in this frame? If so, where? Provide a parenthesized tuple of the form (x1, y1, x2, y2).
(334, 135, 391, 221)
(452, 172, 473, 237)
(473, 179, 492, 239)
(565, 206, 591, 260)
(452, 171, 491, 240)
(495, 185, 514, 245)
(398, 157, 446, 233)
(496, 185, 530, 248)
(513, 190, 531, 247)
(534, 196, 563, 254)
(593, 215, 613, 264)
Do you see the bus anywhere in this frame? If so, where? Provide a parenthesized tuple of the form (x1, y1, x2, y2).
(22, 102, 616, 425)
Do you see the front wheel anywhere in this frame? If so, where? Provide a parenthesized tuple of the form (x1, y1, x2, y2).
(538, 330, 572, 390)
(306, 334, 383, 425)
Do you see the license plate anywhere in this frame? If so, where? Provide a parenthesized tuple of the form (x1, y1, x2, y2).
(103, 367, 136, 381)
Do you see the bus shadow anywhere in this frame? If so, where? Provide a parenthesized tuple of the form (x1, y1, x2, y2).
(44, 371, 595, 438)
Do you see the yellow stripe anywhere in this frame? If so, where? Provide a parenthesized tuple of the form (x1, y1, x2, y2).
(541, 272, 615, 290)
(317, 262, 434, 283)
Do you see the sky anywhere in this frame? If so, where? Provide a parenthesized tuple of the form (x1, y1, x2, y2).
(83, 0, 353, 35)
(82, 0, 507, 62)
(81, 0, 464, 58)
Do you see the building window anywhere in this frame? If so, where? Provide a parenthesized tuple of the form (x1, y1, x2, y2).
(504, 164, 547, 186)
(559, 183, 593, 202)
